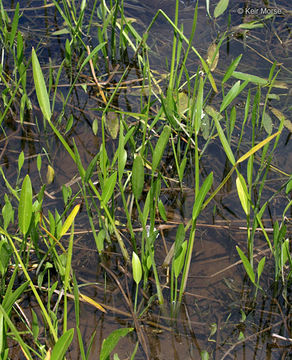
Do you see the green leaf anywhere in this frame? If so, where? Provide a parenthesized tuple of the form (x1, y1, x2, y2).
(158, 200, 167, 221)
(65, 114, 74, 134)
(236, 174, 250, 215)
(257, 256, 265, 281)
(18, 151, 24, 173)
(152, 125, 171, 173)
(100, 328, 134, 360)
(238, 22, 264, 30)
(51, 28, 70, 36)
(220, 80, 240, 113)
(2, 196, 14, 230)
(132, 154, 144, 200)
(214, 0, 229, 18)
(262, 112, 273, 134)
(92, 118, 98, 135)
(236, 246, 255, 284)
(96, 229, 106, 252)
(132, 252, 142, 285)
(232, 71, 268, 85)
(85, 152, 99, 183)
(174, 224, 185, 256)
(31, 309, 39, 341)
(51, 328, 74, 360)
(200, 350, 210, 360)
(0, 239, 11, 276)
(173, 241, 187, 278)
(37, 154, 42, 172)
(32, 48, 51, 122)
(179, 157, 187, 182)
(286, 177, 292, 194)
(101, 171, 117, 206)
(118, 120, 126, 183)
(9, 2, 19, 48)
(281, 239, 289, 266)
(192, 172, 213, 221)
(2, 281, 29, 312)
(18, 175, 32, 235)
(59, 204, 80, 239)
(213, 115, 236, 166)
(222, 54, 242, 84)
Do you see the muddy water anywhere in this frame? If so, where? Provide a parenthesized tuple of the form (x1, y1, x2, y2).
(1, 0, 292, 359)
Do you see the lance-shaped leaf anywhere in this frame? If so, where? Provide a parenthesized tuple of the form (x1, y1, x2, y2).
(132, 154, 144, 200)
(59, 204, 80, 239)
(132, 252, 142, 285)
(50, 328, 74, 360)
(101, 171, 117, 206)
(18, 175, 32, 236)
(192, 172, 213, 222)
(236, 246, 255, 284)
(32, 48, 51, 121)
(214, 0, 229, 18)
(100, 328, 134, 360)
(236, 174, 250, 216)
(152, 125, 171, 173)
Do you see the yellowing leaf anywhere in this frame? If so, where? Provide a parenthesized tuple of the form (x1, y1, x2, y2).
(177, 92, 190, 116)
(59, 204, 80, 238)
(237, 131, 281, 164)
(236, 174, 250, 215)
(46, 165, 55, 184)
(79, 293, 107, 313)
(105, 112, 119, 139)
(206, 43, 219, 72)
(44, 349, 51, 360)
(271, 107, 292, 133)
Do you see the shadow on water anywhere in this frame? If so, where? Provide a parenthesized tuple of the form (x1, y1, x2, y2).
(0, 0, 292, 359)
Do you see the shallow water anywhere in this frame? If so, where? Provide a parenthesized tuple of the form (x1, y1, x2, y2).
(1, 0, 292, 359)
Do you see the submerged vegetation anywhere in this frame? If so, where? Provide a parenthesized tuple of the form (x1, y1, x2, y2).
(0, 0, 291, 358)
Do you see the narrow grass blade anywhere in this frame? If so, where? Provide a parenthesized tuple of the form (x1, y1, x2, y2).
(18, 175, 32, 236)
(32, 48, 51, 121)
(0, 305, 33, 360)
